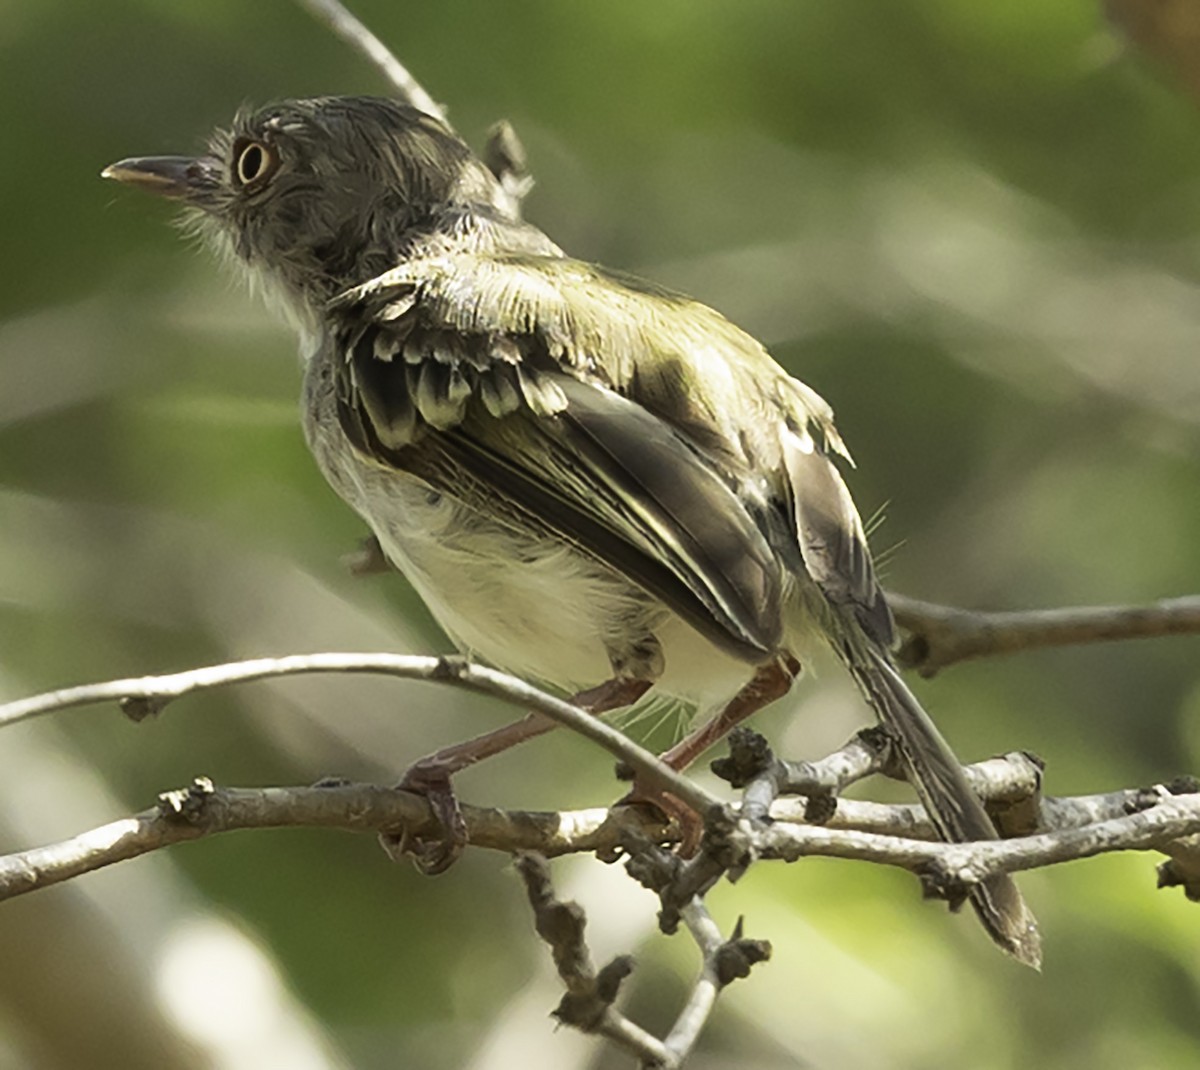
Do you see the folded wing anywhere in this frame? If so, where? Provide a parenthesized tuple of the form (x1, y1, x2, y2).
(330, 255, 790, 661)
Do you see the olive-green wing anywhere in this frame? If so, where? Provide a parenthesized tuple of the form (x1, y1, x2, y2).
(330, 262, 786, 660)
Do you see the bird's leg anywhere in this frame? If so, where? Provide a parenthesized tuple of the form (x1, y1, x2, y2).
(659, 654, 800, 771)
(402, 676, 651, 781)
(388, 676, 652, 874)
(625, 654, 800, 852)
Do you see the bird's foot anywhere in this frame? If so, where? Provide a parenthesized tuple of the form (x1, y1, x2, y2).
(618, 778, 704, 856)
(381, 760, 468, 876)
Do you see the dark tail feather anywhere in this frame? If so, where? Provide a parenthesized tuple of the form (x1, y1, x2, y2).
(846, 646, 1042, 968)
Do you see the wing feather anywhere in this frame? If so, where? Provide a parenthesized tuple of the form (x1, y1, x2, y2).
(330, 259, 793, 659)
(782, 430, 893, 646)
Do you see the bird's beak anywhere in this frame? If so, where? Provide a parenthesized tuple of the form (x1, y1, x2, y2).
(101, 155, 221, 202)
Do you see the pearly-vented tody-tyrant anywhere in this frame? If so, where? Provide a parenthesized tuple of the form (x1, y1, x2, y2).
(103, 96, 1039, 965)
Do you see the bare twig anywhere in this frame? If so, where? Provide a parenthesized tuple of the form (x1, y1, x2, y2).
(3, 763, 1196, 904)
(752, 792, 1200, 883)
(716, 728, 1045, 840)
(515, 855, 768, 1070)
(663, 903, 770, 1063)
(515, 854, 671, 1068)
(3, 669, 1195, 905)
(768, 754, 1196, 852)
(765, 752, 1045, 838)
(0, 653, 717, 816)
(663, 901, 724, 1061)
(292, 0, 448, 124)
(713, 726, 897, 825)
(624, 828, 731, 936)
(3, 651, 1197, 1069)
(0, 779, 677, 903)
(290, 0, 534, 227)
(888, 592, 1200, 677)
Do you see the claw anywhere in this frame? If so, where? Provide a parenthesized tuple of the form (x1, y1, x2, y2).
(376, 675, 655, 872)
(620, 780, 702, 856)
(384, 764, 469, 875)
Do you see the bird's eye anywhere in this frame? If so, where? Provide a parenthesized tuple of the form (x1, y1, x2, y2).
(233, 139, 278, 191)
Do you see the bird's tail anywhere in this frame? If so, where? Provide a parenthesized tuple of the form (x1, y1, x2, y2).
(844, 645, 1042, 968)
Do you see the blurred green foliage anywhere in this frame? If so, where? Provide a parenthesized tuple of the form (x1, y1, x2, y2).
(2, 1, 1200, 1068)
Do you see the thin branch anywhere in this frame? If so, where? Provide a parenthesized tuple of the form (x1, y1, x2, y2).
(515, 855, 768, 1070)
(4, 768, 1197, 904)
(0, 780, 675, 903)
(3, 693, 1195, 903)
(663, 903, 770, 1063)
(712, 726, 897, 825)
(4, 650, 1197, 1070)
(888, 592, 1200, 677)
(667, 901, 724, 1058)
(770, 785, 1150, 839)
(482, 120, 535, 221)
(751, 793, 1200, 882)
(765, 750, 1044, 838)
(515, 854, 672, 1068)
(292, 0, 448, 124)
(0, 653, 718, 816)
(766, 754, 1199, 865)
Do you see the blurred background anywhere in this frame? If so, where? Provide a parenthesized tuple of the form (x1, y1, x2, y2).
(2, 0, 1200, 1067)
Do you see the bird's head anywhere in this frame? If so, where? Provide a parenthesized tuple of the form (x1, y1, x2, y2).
(103, 96, 503, 327)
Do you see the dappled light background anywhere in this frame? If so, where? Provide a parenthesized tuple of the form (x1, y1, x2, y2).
(2, 2, 1200, 1067)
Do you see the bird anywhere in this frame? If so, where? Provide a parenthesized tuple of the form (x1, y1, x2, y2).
(102, 94, 1040, 966)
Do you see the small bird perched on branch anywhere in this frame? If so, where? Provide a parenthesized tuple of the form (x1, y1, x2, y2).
(103, 95, 1039, 966)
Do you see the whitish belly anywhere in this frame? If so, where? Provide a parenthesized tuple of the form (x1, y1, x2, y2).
(373, 490, 754, 706)
(306, 394, 758, 707)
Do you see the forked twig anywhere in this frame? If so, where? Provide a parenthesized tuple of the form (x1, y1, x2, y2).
(516, 854, 769, 1069)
